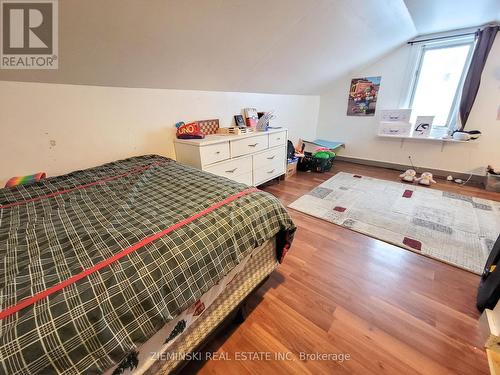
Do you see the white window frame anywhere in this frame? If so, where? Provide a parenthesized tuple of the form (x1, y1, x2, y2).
(404, 35, 476, 131)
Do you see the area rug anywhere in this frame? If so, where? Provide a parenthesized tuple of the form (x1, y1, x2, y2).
(288, 172, 500, 274)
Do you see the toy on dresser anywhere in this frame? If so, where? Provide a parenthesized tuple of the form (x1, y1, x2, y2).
(175, 121, 205, 139)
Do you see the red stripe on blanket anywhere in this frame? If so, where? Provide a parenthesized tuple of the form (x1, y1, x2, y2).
(0, 187, 260, 320)
(0, 162, 164, 209)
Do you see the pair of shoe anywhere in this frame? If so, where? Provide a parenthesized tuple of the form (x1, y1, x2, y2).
(399, 169, 436, 186)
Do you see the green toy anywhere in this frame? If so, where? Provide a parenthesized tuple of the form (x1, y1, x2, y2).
(313, 150, 336, 159)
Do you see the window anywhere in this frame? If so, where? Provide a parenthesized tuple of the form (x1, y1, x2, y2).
(408, 36, 475, 131)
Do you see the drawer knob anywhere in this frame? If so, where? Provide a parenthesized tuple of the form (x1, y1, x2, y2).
(215, 151, 221, 154)
(276, 137, 281, 140)
(225, 168, 237, 173)
(267, 155, 275, 160)
(248, 143, 259, 147)
(268, 169, 275, 174)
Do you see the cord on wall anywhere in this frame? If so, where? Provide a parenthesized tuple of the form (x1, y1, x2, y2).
(452, 148, 474, 186)
(408, 155, 417, 172)
(408, 153, 474, 186)
(460, 147, 474, 186)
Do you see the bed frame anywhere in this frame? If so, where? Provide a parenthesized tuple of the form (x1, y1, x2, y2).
(170, 275, 270, 374)
(143, 239, 278, 375)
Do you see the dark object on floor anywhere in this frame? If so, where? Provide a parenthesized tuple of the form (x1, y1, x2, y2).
(298, 152, 335, 173)
(477, 235, 500, 312)
(297, 153, 313, 172)
(313, 154, 335, 173)
(287, 140, 295, 159)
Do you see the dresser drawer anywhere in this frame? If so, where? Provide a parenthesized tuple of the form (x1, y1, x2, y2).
(253, 147, 285, 169)
(231, 134, 268, 158)
(199, 142, 230, 165)
(268, 131, 287, 148)
(253, 160, 286, 185)
(204, 156, 252, 180)
(232, 172, 252, 186)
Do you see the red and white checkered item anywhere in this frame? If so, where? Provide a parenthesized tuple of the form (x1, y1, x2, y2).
(198, 119, 219, 135)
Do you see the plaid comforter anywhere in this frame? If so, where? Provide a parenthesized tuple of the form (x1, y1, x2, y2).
(0, 155, 295, 374)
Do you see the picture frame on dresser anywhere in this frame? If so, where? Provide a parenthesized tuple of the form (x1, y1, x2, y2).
(234, 115, 246, 128)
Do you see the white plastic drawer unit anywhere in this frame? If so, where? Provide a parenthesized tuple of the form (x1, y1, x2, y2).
(174, 128, 288, 186)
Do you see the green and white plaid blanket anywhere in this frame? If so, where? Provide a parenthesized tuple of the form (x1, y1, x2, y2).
(0, 155, 295, 374)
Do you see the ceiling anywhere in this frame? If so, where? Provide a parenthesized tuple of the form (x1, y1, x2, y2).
(0, 0, 498, 95)
(403, 0, 499, 35)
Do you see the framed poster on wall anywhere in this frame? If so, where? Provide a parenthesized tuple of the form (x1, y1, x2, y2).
(346, 76, 381, 116)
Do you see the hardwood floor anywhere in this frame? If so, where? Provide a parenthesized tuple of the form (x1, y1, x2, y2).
(183, 161, 499, 375)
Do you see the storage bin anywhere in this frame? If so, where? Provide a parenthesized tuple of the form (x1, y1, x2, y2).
(378, 121, 412, 136)
(485, 173, 500, 192)
(297, 153, 312, 172)
(312, 155, 335, 172)
(285, 159, 298, 179)
(298, 153, 335, 173)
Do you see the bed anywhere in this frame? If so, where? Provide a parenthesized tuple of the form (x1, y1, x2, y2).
(0, 155, 295, 374)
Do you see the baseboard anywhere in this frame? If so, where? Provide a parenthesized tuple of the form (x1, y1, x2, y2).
(335, 155, 485, 184)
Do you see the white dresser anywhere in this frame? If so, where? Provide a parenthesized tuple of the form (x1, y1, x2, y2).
(174, 128, 288, 186)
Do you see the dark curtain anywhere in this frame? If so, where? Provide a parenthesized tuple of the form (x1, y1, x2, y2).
(459, 25, 499, 130)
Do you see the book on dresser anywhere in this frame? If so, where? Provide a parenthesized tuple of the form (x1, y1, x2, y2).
(174, 128, 288, 186)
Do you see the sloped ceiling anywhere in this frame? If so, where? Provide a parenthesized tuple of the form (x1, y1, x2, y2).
(0, 0, 415, 94)
(0, 0, 498, 94)
(403, 0, 500, 35)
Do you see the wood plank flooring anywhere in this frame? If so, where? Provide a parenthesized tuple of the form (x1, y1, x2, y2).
(183, 161, 499, 375)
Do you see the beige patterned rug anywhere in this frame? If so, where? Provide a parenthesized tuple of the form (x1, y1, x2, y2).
(289, 172, 500, 274)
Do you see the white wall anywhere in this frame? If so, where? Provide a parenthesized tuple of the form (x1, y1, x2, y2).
(2, 38, 499, 186)
(317, 38, 500, 175)
(0, 82, 319, 186)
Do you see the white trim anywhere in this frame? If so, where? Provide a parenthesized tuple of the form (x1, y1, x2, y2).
(399, 43, 422, 108)
(377, 134, 477, 143)
(408, 27, 476, 44)
(404, 34, 476, 130)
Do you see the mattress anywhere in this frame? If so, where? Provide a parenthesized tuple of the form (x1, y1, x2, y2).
(0, 155, 295, 374)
